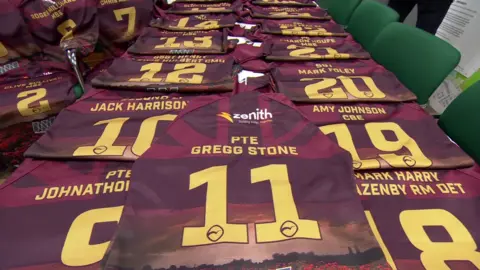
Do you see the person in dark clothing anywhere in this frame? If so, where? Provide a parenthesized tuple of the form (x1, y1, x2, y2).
(388, 0, 454, 34)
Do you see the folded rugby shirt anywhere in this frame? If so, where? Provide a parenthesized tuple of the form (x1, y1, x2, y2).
(12, 0, 98, 58)
(270, 60, 417, 103)
(151, 13, 238, 31)
(246, 4, 331, 20)
(259, 19, 348, 36)
(355, 166, 480, 270)
(92, 44, 262, 92)
(25, 89, 195, 161)
(252, 0, 317, 7)
(296, 102, 474, 170)
(0, 72, 77, 130)
(0, 57, 72, 83)
(128, 28, 235, 55)
(0, 0, 41, 64)
(261, 35, 370, 61)
(0, 70, 78, 176)
(97, 0, 154, 55)
(166, 1, 243, 14)
(103, 91, 389, 269)
(173, 0, 232, 3)
(0, 159, 132, 269)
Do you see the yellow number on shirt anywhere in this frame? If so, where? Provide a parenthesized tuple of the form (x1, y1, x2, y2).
(73, 115, 176, 157)
(176, 17, 190, 28)
(320, 124, 379, 169)
(196, 20, 220, 29)
(252, 164, 321, 242)
(280, 26, 303, 31)
(17, 88, 52, 117)
(287, 45, 344, 59)
(155, 37, 182, 49)
(401, 209, 480, 269)
(184, 36, 213, 48)
(166, 63, 206, 84)
(57, 19, 77, 41)
(114, 7, 136, 41)
(129, 63, 206, 84)
(302, 78, 348, 99)
(182, 164, 321, 246)
(0, 42, 8, 58)
(288, 44, 322, 58)
(129, 63, 163, 82)
(62, 206, 124, 266)
(320, 122, 432, 169)
(280, 25, 328, 36)
(303, 76, 387, 100)
(365, 122, 432, 168)
(341, 76, 386, 99)
(131, 115, 176, 156)
(74, 117, 129, 156)
(366, 209, 480, 270)
(176, 17, 220, 29)
(155, 37, 213, 49)
(182, 166, 249, 246)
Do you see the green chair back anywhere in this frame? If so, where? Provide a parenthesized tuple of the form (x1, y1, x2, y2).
(316, 0, 328, 8)
(346, 0, 399, 51)
(438, 81, 480, 163)
(371, 23, 461, 104)
(318, 0, 361, 25)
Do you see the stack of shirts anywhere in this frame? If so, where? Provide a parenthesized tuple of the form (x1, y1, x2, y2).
(0, 1, 81, 179)
(238, 1, 480, 269)
(0, 0, 155, 179)
(0, 0, 479, 270)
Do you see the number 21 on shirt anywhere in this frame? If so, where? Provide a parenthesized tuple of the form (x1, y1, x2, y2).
(287, 45, 350, 59)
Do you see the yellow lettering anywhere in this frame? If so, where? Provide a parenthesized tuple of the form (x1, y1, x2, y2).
(47, 187, 59, 199)
(58, 186, 72, 198)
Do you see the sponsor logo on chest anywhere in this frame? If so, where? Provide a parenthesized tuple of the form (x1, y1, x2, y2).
(218, 108, 273, 124)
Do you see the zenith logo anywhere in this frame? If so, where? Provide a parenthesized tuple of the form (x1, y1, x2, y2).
(217, 109, 273, 124)
(217, 112, 234, 123)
